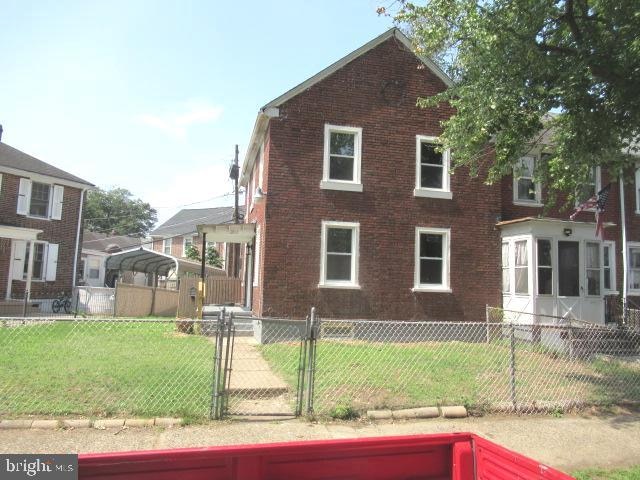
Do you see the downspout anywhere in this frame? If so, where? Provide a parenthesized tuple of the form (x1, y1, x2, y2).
(72, 189, 86, 288)
(619, 176, 628, 320)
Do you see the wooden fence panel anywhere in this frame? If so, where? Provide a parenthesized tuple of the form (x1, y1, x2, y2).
(177, 277, 242, 318)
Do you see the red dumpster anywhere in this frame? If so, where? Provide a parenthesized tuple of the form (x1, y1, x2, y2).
(78, 432, 574, 479)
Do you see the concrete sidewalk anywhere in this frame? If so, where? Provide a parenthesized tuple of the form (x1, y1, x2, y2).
(1, 412, 639, 474)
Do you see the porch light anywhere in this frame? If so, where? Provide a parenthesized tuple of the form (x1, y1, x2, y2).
(563, 228, 572, 237)
(254, 187, 266, 204)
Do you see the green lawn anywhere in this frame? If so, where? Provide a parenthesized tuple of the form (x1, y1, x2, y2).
(259, 340, 640, 415)
(574, 466, 640, 480)
(0, 320, 215, 419)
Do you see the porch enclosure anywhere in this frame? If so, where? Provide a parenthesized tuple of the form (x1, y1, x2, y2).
(501, 219, 615, 324)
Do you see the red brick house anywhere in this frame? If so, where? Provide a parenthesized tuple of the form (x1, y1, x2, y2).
(0, 137, 94, 304)
(239, 28, 639, 323)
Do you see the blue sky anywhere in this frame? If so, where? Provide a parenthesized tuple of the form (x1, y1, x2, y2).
(0, 0, 392, 224)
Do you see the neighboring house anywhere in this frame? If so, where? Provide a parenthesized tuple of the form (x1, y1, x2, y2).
(0, 134, 94, 302)
(81, 230, 147, 287)
(239, 28, 639, 324)
(149, 206, 244, 277)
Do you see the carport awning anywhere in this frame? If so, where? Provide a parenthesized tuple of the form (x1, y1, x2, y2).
(105, 248, 178, 276)
(197, 223, 256, 244)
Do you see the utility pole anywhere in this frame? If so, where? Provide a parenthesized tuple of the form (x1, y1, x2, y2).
(232, 144, 239, 224)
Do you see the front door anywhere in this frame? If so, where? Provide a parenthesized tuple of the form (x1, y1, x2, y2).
(557, 241, 581, 320)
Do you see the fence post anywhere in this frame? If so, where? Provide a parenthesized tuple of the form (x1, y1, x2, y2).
(22, 290, 28, 317)
(509, 322, 517, 412)
(485, 305, 490, 343)
(295, 314, 310, 416)
(306, 307, 318, 416)
(74, 289, 80, 318)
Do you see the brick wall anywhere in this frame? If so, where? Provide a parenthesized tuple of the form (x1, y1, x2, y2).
(257, 36, 501, 321)
(0, 172, 85, 299)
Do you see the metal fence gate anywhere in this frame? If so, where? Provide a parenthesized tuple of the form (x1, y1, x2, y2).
(210, 308, 319, 419)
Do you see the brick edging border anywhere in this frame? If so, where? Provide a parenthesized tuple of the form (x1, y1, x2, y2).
(0, 418, 183, 430)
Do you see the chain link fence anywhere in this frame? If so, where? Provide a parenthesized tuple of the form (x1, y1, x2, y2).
(1, 307, 639, 420)
(304, 310, 640, 416)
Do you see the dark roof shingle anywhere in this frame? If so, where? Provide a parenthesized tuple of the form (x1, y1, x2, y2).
(150, 206, 244, 237)
(0, 142, 94, 186)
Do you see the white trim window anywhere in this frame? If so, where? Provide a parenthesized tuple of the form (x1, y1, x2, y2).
(514, 240, 529, 294)
(320, 125, 363, 192)
(319, 221, 360, 288)
(413, 227, 451, 292)
(17, 178, 64, 220)
(414, 136, 452, 199)
(603, 241, 616, 293)
(585, 241, 601, 296)
(502, 242, 510, 294)
(536, 238, 553, 295)
(628, 243, 640, 293)
(163, 238, 172, 255)
(576, 167, 602, 208)
(183, 236, 194, 256)
(513, 156, 541, 205)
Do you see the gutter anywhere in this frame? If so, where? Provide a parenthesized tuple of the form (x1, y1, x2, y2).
(239, 107, 279, 186)
(620, 176, 628, 310)
(72, 188, 86, 287)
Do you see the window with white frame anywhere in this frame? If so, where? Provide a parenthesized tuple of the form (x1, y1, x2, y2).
(87, 258, 101, 280)
(12, 240, 58, 282)
(628, 244, 640, 292)
(537, 239, 552, 295)
(163, 238, 172, 255)
(321, 125, 362, 191)
(414, 136, 451, 198)
(514, 240, 529, 294)
(513, 157, 541, 204)
(414, 227, 450, 291)
(502, 242, 510, 293)
(576, 167, 601, 207)
(23, 242, 46, 280)
(320, 221, 359, 287)
(585, 242, 601, 296)
(17, 178, 64, 220)
(603, 242, 616, 292)
(183, 236, 194, 256)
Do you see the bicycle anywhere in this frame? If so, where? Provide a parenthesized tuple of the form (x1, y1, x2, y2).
(52, 292, 73, 314)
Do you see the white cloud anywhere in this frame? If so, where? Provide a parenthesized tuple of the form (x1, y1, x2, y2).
(135, 100, 223, 140)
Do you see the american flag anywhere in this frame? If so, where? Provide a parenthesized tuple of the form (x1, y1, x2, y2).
(570, 183, 611, 240)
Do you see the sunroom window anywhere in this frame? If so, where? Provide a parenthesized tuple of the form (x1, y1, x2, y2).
(537, 239, 552, 295)
(514, 240, 528, 294)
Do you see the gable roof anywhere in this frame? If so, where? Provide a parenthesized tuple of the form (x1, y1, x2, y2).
(240, 28, 452, 185)
(82, 230, 147, 253)
(0, 142, 94, 188)
(150, 206, 245, 237)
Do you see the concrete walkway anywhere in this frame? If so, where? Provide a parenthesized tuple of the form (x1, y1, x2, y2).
(1, 412, 640, 474)
(225, 337, 292, 415)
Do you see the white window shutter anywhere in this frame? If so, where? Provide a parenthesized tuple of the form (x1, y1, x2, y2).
(17, 178, 31, 215)
(12, 240, 27, 280)
(45, 244, 59, 281)
(51, 185, 64, 220)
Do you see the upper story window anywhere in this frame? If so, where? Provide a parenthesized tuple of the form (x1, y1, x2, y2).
(17, 178, 64, 220)
(414, 136, 452, 199)
(163, 238, 172, 255)
(320, 125, 363, 192)
(319, 221, 360, 288)
(513, 156, 541, 206)
(576, 166, 601, 208)
(413, 227, 451, 292)
(183, 236, 193, 256)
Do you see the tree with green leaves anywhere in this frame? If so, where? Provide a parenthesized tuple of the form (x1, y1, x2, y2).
(85, 188, 157, 236)
(184, 244, 223, 268)
(389, 0, 640, 203)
